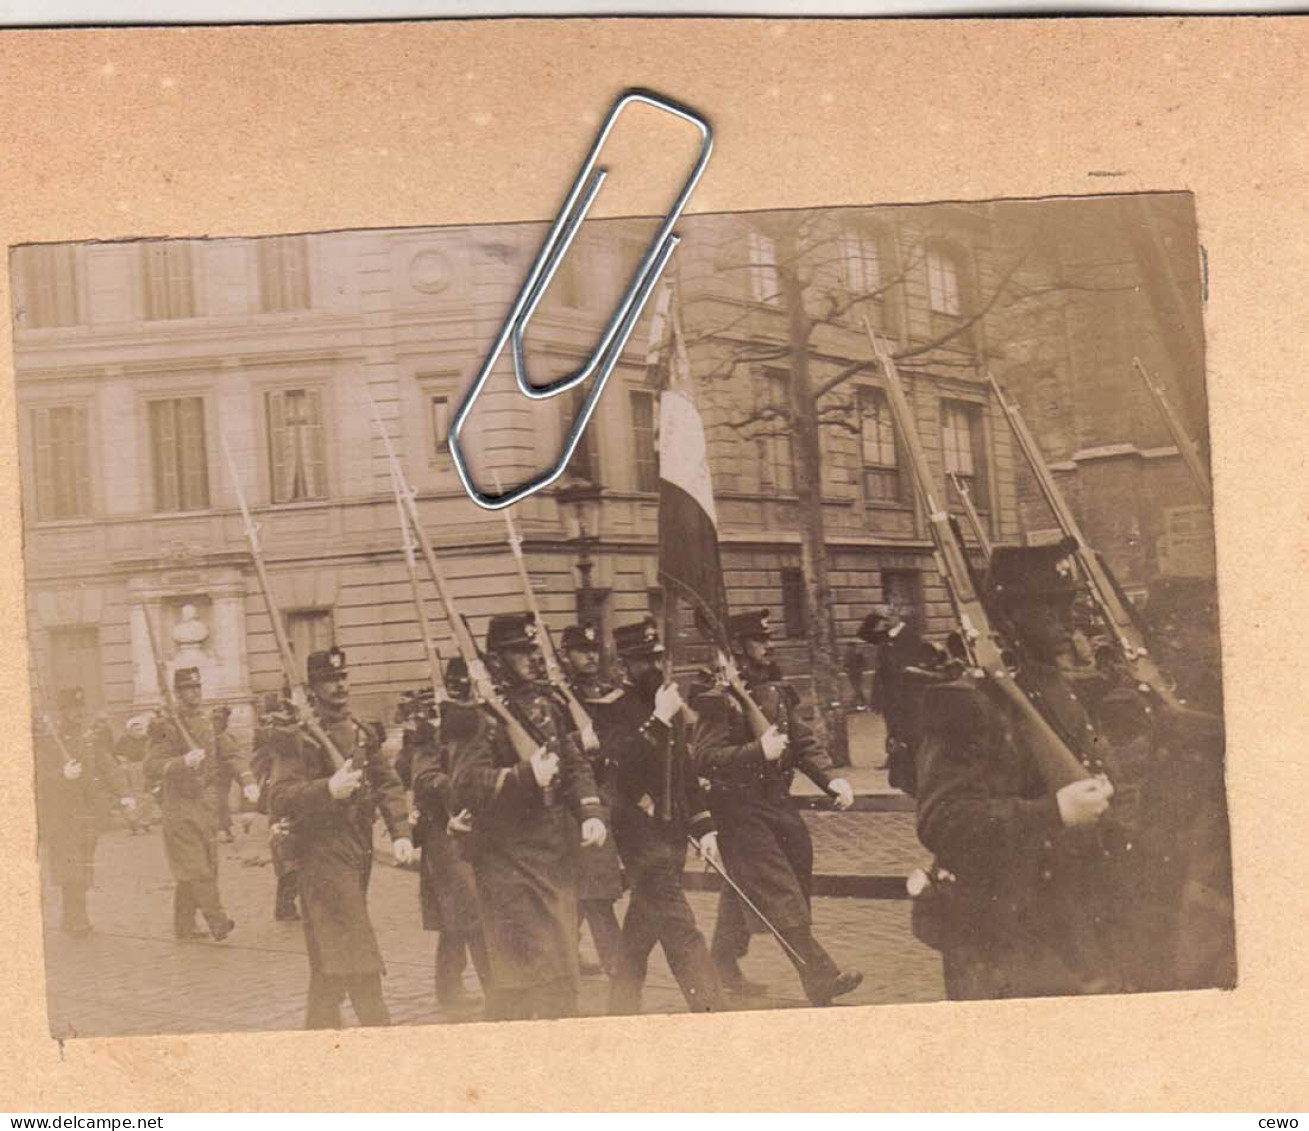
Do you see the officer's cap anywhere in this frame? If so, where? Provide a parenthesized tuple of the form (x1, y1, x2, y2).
(486, 613, 538, 653)
(614, 617, 664, 659)
(561, 624, 601, 652)
(728, 608, 772, 642)
(173, 667, 202, 691)
(984, 537, 1080, 610)
(306, 647, 348, 682)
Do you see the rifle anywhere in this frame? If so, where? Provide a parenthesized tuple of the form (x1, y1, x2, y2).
(220, 436, 350, 776)
(140, 602, 202, 757)
(863, 320, 1091, 791)
(29, 661, 81, 768)
(986, 369, 1193, 712)
(365, 397, 545, 774)
(392, 464, 448, 707)
(496, 487, 600, 754)
(1131, 357, 1213, 507)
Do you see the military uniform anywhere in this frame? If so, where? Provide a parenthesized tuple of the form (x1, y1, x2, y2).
(604, 618, 724, 1015)
(692, 610, 861, 1006)
(561, 622, 625, 977)
(35, 688, 129, 935)
(448, 613, 607, 1021)
(914, 544, 1144, 1000)
(264, 648, 412, 1028)
(395, 665, 492, 1007)
(144, 668, 249, 941)
(250, 692, 301, 922)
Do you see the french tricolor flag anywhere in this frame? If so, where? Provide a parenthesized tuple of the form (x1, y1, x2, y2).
(649, 280, 730, 652)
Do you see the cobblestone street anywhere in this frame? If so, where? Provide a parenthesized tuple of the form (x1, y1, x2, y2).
(41, 776, 943, 1037)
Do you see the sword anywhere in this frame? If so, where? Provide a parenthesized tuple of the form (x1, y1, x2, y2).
(688, 836, 807, 968)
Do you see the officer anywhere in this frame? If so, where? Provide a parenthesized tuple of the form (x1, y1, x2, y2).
(35, 687, 133, 936)
(448, 613, 608, 1021)
(559, 622, 625, 978)
(604, 617, 725, 1015)
(145, 668, 255, 942)
(915, 543, 1136, 1000)
(692, 609, 862, 1007)
(264, 647, 416, 1028)
(398, 659, 493, 1011)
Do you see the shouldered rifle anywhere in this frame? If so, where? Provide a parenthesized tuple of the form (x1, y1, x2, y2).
(29, 661, 81, 766)
(220, 435, 349, 775)
(717, 650, 776, 744)
(140, 602, 201, 754)
(497, 490, 599, 752)
(948, 473, 992, 561)
(365, 397, 542, 769)
(1131, 357, 1213, 507)
(392, 465, 448, 707)
(864, 320, 1091, 791)
(986, 370, 1196, 714)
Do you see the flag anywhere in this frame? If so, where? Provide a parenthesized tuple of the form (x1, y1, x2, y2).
(654, 280, 730, 651)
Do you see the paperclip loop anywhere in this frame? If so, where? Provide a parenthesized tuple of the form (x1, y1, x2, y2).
(448, 89, 714, 511)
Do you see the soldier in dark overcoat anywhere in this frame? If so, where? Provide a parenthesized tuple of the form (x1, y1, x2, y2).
(35, 687, 134, 936)
(144, 667, 255, 941)
(559, 622, 625, 978)
(394, 661, 491, 1009)
(604, 617, 724, 1015)
(264, 647, 415, 1028)
(691, 609, 862, 1007)
(250, 691, 301, 922)
(915, 543, 1143, 1001)
(448, 613, 609, 1021)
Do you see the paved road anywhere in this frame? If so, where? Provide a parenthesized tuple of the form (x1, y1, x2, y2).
(42, 806, 942, 1039)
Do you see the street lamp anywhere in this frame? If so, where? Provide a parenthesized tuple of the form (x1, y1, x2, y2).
(557, 481, 603, 627)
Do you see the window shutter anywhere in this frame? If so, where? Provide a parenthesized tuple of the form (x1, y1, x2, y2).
(150, 400, 179, 511)
(970, 406, 990, 509)
(267, 390, 292, 503)
(178, 397, 208, 509)
(71, 404, 90, 517)
(303, 388, 326, 498)
(32, 408, 55, 520)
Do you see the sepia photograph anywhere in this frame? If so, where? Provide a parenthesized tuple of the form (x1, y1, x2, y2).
(16, 189, 1232, 1039)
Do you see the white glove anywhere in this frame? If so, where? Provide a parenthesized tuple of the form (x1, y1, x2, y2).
(242, 783, 260, 805)
(120, 795, 136, 812)
(1056, 775, 1114, 828)
(580, 817, 607, 848)
(579, 722, 601, 753)
(447, 808, 473, 836)
(328, 759, 363, 800)
(183, 747, 207, 769)
(829, 778, 855, 811)
(760, 725, 788, 763)
(530, 746, 560, 790)
(653, 682, 684, 725)
(391, 837, 417, 865)
(62, 760, 83, 781)
(694, 830, 723, 871)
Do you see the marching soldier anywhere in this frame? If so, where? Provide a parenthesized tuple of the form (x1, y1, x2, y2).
(250, 690, 301, 922)
(448, 613, 609, 1021)
(692, 609, 862, 1007)
(395, 660, 492, 1011)
(559, 623, 625, 978)
(145, 668, 254, 942)
(604, 617, 725, 1015)
(113, 712, 158, 834)
(264, 647, 416, 1028)
(35, 687, 134, 936)
(915, 544, 1142, 1000)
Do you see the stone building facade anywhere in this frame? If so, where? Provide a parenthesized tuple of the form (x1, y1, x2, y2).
(13, 194, 1213, 733)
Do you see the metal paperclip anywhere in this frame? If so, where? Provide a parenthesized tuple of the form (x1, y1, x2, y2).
(448, 89, 714, 511)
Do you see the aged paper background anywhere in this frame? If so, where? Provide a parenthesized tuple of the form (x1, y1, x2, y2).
(1, 18, 1305, 1112)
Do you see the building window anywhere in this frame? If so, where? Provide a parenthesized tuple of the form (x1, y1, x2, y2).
(927, 246, 963, 316)
(258, 236, 310, 313)
(285, 609, 335, 679)
(756, 368, 795, 493)
(15, 245, 80, 329)
(781, 568, 807, 638)
(941, 399, 989, 511)
(882, 569, 922, 627)
(841, 230, 882, 299)
(141, 243, 196, 320)
(148, 397, 209, 512)
(747, 228, 780, 305)
(629, 389, 657, 493)
(429, 394, 450, 458)
(48, 626, 103, 710)
(858, 388, 902, 504)
(30, 404, 92, 521)
(267, 388, 327, 504)
(563, 387, 600, 484)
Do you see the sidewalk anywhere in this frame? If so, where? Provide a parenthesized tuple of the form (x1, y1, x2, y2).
(789, 709, 913, 809)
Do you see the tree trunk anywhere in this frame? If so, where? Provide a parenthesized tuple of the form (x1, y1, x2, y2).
(776, 226, 851, 768)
